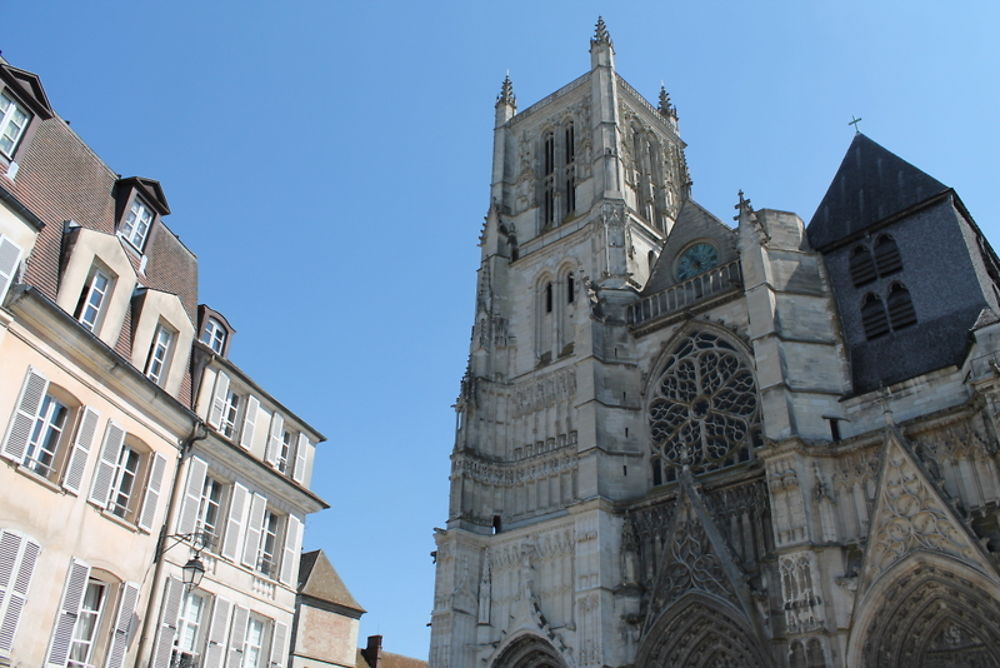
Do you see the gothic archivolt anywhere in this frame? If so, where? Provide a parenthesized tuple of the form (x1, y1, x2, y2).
(492, 634, 566, 668)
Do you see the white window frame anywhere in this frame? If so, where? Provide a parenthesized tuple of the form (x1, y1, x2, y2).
(120, 197, 153, 250)
(220, 390, 240, 439)
(76, 266, 113, 332)
(257, 510, 281, 578)
(172, 590, 207, 664)
(0, 91, 30, 158)
(196, 476, 225, 550)
(66, 578, 108, 668)
(24, 393, 70, 478)
(107, 444, 141, 519)
(276, 430, 292, 474)
(145, 324, 175, 385)
(241, 615, 269, 668)
(201, 317, 227, 354)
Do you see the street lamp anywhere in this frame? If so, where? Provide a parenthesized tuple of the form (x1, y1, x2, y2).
(157, 531, 210, 592)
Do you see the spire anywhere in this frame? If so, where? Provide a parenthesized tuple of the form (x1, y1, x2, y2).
(657, 84, 678, 120)
(591, 16, 613, 49)
(495, 73, 516, 108)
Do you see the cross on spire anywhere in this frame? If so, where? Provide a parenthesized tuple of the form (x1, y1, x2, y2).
(849, 115, 863, 134)
(592, 16, 613, 47)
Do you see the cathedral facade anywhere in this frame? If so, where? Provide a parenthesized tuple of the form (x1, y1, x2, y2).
(429, 20, 1000, 668)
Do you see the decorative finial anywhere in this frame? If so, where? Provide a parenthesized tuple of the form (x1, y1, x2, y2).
(496, 73, 516, 107)
(849, 115, 863, 134)
(592, 16, 613, 47)
(657, 84, 678, 119)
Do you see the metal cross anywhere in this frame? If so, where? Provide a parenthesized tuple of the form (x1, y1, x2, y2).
(849, 115, 863, 134)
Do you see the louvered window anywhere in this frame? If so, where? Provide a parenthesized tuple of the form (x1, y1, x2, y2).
(861, 293, 890, 340)
(887, 282, 917, 330)
(849, 245, 877, 286)
(874, 234, 903, 276)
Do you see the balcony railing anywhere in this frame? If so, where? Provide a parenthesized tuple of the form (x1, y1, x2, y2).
(629, 260, 743, 327)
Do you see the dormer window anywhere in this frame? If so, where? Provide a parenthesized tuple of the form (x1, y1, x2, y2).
(0, 92, 30, 158)
(202, 317, 227, 354)
(145, 323, 175, 385)
(120, 197, 154, 251)
(75, 264, 114, 332)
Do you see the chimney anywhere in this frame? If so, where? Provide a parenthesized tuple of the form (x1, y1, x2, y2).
(362, 635, 383, 668)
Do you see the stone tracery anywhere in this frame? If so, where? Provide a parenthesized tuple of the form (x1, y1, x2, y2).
(648, 331, 761, 478)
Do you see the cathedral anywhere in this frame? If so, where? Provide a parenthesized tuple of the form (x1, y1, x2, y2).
(429, 19, 1000, 668)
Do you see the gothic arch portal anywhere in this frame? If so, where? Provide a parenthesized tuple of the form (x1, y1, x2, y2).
(634, 593, 773, 668)
(848, 555, 1000, 667)
(491, 634, 566, 668)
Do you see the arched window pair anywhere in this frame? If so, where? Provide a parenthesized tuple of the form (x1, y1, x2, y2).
(540, 121, 576, 231)
(632, 127, 664, 231)
(861, 283, 917, 340)
(850, 234, 902, 287)
(535, 270, 577, 363)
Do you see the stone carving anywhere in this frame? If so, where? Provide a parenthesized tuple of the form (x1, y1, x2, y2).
(648, 331, 761, 477)
(778, 551, 824, 634)
(512, 368, 576, 417)
(863, 431, 978, 582)
(859, 564, 1000, 667)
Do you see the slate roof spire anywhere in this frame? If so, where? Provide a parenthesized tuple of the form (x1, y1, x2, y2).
(807, 134, 948, 250)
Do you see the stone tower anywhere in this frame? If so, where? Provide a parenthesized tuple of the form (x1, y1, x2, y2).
(431, 20, 1000, 668)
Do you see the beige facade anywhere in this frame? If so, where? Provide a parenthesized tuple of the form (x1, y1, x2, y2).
(0, 55, 327, 668)
(430, 20, 1000, 668)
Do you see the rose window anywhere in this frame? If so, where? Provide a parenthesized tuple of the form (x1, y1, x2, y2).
(648, 331, 761, 481)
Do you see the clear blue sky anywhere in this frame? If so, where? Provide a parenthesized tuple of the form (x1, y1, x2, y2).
(4, 1, 998, 658)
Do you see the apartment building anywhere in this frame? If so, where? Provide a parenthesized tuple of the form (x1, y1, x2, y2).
(0, 56, 325, 667)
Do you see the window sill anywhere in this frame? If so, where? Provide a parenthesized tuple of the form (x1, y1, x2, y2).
(92, 504, 146, 533)
(12, 461, 65, 493)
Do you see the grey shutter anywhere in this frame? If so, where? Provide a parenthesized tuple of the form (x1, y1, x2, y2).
(0, 235, 21, 304)
(176, 456, 208, 535)
(221, 482, 249, 561)
(104, 581, 139, 668)
(279, 515, 303, 586)
(150, 577, 183, 668)
(207, 370, 231, 429)
(0, 531, 39, 654)
(46, 558, 91, 667)
(269, 620, 289, 668)
(204, 596, 232, 668)
(2, 367, 48, 463)
(138, 452, 168, 532)
(242, 493, 267, 568)
(226, 606, 249, 668)
(63, 407, 100, 494)
(292, 433, 309, 484)
(239, 395, 259, 450)
(88, 421, 125, 508)
(264, 413, 283, 466)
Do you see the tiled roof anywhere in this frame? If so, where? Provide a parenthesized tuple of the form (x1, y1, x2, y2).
(298, 549, 365, 613)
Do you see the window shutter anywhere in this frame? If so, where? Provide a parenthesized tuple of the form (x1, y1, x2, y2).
(242, 493, 267, 568)
(62, 407, 100, 494)
(204, 596, 232, 668)
(138, 452, 168, 531)
(46, 558, 91, 667)
(227, 606, 249, 668)
(0, 531, 39, 655)
(269, 620, 289, 668)
(150, 577, 183, 668)
(177, 456, 208, 535)
(2, 367, 48, 464)
(279, 515, 303, 586)
(207, 371, 231, 429)
(292, 434, 309, 484)
(88, 422, 125, 508)
(240, 395, 260, 450)
(0, 235, 22, 304)
(221, 482, 249, 562)
(104, 581, 139, 668)
(264, 413, 284, 466)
